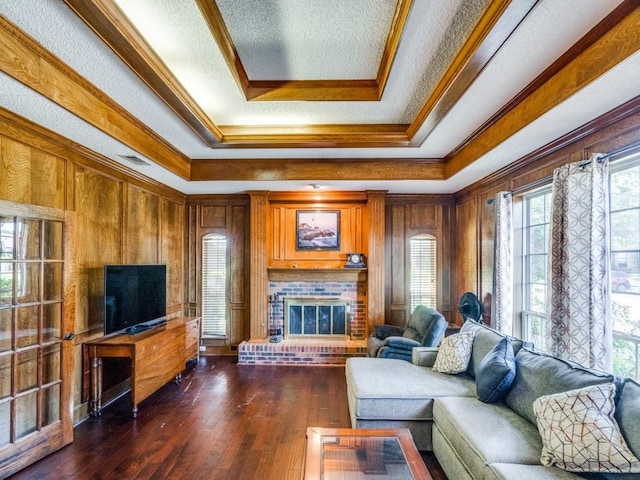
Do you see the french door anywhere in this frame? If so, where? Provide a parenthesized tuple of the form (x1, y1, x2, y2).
(0, 201, 74, 477)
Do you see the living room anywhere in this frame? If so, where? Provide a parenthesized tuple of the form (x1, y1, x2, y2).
(1, 1, 640, 478)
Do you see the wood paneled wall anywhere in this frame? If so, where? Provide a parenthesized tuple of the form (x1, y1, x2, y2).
(0, 108, 187, 422)
(186, 196, 250, 352)
(385, 195, 456, 327)
(454, 97, 640, 330)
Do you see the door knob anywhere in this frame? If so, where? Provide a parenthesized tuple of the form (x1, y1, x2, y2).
(64, 332, 74, 341)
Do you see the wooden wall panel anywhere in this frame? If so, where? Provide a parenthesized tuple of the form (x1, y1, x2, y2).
(386, 205, 407, 327)
(201, 205, 226, 228)
(229, 205, 248, 345)
(126, 185, 159, 264)
(74, 167, 123, 334)
(161, 198, 185, 311)
(0, 136, 66, 209)
(455, 197, 478, 327)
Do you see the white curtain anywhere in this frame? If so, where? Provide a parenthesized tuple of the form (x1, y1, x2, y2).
(548, 154, 611, 371)
(492, 192, 513, 334)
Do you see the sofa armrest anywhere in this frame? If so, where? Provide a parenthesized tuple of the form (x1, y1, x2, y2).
(384, 336, 421, 349)
(412, 347, 439, 367)
(372, 324, 404, 340)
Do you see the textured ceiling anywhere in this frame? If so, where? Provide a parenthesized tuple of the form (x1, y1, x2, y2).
(0, 0, 638, 195)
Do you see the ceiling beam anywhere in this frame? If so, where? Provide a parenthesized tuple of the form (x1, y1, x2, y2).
(190, 158, 445, 182)
(0, 15, 192, 180)
(445, 1, 640, 178)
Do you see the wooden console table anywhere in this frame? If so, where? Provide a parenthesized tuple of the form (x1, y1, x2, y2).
(85, 317, 200, 418)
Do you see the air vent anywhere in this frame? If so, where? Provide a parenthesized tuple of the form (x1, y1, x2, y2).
(119, 155, 150, 166)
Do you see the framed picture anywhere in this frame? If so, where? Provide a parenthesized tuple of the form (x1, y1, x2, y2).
(296, 210, 340, 251)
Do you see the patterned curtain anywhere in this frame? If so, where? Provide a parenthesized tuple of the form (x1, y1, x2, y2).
(492, 192, 513, 334)
(548, 154, 611, 371)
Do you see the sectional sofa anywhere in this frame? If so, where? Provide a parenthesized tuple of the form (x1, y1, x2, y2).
(345, 320, 640, 479)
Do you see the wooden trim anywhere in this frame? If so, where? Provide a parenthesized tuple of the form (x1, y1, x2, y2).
(267, 268, 366, 283)
(249, 192, 269, 340)
(408, 0, 538, 143)
(367, 191, 386, 330)
(0, 107, 186, 203)
(191, 158, 444, 182)
(63, 0, 222, 147)
(445, 3, 640, 178)
(0, 15, 191, 179)
(448, 0, 640, 159)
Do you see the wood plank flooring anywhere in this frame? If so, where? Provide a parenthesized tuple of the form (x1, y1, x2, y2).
(9, 356, 446, 480)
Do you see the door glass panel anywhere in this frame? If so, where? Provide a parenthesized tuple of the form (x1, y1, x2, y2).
(42, 344, 60, 384)
(15, 392, 37, 439)
(0, 263, 13, 306)
(15, 263, 40, 304)
(0, 354, 10, 399)
(0, 218, 14, 260)
(0, 309, 11, 352)
(16, 219, 40, 260)
(16, 306, 39, 348)
(43, 221, 63, 260)
(41, 384, 60, 427)
(16, 348, 38, 392)
(43, 303, 61, 343)
(0, 401, 9, 447)
(43, 263, 62, 301)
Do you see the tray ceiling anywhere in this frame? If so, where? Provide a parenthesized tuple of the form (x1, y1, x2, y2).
(0, 0, 638, 194)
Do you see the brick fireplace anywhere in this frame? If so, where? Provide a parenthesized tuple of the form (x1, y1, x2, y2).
(238, 269, 368, 365)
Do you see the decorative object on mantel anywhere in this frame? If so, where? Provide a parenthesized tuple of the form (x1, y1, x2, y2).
(296, 210, 340, 251)
(345, 253, 366, 268)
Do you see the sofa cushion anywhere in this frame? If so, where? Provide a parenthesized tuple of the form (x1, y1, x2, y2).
(433, 331, 474, 374)
(460, 320, 524, 378)
(345, 357, 475, 421)
(616, 379, 640, 460)
(533, 383, 640, 473)
(433, 396, 544, 474)
(476, 336, 516, 403)
(505, 348, 616, 425)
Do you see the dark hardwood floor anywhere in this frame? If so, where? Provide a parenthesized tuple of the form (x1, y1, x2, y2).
(9, 356, 446, 480)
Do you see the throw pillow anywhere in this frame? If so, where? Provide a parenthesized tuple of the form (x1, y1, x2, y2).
(533, 383, 640, 473)
(432, 331, 474, 374)
(475, 336, 515, 403)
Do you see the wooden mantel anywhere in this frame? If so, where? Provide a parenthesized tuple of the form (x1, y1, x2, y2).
(267, 268, 367, 282)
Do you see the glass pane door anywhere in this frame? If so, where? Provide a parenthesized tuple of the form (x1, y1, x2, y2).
(0, 206, 72, 477)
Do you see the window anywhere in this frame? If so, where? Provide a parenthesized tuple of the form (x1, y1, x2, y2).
(409, 234, 436, 310)
(609, 155, 640, 380)
(521, 189, 552, 352)
(517, 150, 640, 379)
(201, 233, 227, 338)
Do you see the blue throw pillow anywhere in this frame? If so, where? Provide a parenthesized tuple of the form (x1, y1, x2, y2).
(476, 336, 516, 403)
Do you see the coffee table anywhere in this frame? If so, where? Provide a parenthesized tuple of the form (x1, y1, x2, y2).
(305, 427, 432, 479)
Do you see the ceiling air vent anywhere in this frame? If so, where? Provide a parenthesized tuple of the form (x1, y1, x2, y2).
(119, 155, 150, 166)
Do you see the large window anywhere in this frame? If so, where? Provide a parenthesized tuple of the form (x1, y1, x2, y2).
(201, 233, 227, 338)
(521, 189, 552, 352)
(409, 234, 436, 310)
(518, 151, 640, 379)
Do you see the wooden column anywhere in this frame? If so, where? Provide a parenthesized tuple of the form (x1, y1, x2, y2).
(249, 191, 269, 339)
(367, 191, 386, 332)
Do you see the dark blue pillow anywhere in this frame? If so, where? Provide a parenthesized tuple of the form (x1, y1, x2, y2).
(476, 336, 516, 403)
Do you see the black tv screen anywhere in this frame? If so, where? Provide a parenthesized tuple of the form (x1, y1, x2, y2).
(104, 265, 167, 335)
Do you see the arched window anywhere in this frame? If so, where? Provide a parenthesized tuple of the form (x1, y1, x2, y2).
(410, 234, 436, 310)
(202, 233, 227, 337)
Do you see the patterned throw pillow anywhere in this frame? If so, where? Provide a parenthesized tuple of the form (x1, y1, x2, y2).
(533, 383, 640, 473)
(432, 331, 474, 374)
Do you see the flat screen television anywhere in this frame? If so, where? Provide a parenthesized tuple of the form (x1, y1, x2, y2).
(104, 264, 167, 335)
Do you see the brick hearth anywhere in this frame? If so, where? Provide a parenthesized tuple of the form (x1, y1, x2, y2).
(238, 338, 367, 365)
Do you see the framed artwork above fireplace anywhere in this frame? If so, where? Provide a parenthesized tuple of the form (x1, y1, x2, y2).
(296, 210, 340, 251)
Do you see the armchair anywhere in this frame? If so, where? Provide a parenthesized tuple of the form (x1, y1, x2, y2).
(367, 306, 448, 361)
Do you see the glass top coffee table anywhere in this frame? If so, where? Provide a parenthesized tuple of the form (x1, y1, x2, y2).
(305, 427, 432, 479)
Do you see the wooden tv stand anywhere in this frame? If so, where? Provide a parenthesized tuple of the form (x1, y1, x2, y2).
(85, 317, 200, 418)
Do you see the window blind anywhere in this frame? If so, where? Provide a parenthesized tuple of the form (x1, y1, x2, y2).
(202, 233, 227, 337)
(410, 234, 436, 310)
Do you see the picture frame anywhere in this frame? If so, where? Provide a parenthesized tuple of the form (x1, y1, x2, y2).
(296, 210, 340, 251)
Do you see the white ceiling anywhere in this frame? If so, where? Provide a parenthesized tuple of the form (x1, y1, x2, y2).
(0, 0, 638, 195)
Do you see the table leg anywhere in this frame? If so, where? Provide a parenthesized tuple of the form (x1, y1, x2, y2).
(90, 356, 103, 417)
